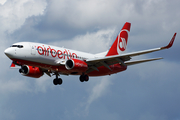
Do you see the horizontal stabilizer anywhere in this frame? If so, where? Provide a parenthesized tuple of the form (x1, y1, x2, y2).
(125, 58, 163, 66)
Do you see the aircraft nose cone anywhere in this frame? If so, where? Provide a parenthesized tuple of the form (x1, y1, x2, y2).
(4, 48, 13, 58)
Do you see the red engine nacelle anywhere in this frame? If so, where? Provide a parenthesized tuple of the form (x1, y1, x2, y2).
(19, 65, 44, 78)
(65, 59, 88, 72)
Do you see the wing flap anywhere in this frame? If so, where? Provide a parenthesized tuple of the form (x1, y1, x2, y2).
(125, 58, 163, 66)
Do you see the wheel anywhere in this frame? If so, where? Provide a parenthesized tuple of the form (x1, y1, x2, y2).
(53, 78, 63, 85)
(80, 75, 84, 82)
(19, 69, 22, 73)
(79, 75, 89, 82)
(53, 79, 58, 85)
(84, 75, 89, 82)
(58, 78, 63, 85)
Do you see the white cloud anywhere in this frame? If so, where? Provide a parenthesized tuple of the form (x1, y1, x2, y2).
(0, 79, 31, 94)
(45, 0, 180, 33)
(73, 77, 112, 117)
(85, 77, 111, 113)
(0, 0, 7, 5)
(0, 0, 47, 34)
(50, 28, 116, 53)
(34, 76, 61, 93)
(46, 0, 134, 28)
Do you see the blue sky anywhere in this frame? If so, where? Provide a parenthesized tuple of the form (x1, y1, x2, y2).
(1, 0, 180, 120)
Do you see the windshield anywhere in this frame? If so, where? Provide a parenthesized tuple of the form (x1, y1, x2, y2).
(11, 45, 23, 48)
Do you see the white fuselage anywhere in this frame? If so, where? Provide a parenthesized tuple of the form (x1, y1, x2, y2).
(5, 42, 97, 66)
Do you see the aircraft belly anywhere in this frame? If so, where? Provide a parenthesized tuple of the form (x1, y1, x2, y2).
(87, 64, 127, 76)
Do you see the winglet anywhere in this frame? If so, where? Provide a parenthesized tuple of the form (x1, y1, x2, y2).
(161, 33, 177, 49)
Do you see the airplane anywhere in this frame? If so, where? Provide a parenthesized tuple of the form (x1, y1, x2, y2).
(4, 22, 177, 85)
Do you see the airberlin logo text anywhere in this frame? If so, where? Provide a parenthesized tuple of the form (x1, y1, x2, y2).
(37, 45, 78, 59)
(118, 30, 128, 51)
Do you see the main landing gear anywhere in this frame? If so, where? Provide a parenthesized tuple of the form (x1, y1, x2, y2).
(79, 74, 89, 82)
(52, 73, 89, 85)
(53, 73, 63, 85)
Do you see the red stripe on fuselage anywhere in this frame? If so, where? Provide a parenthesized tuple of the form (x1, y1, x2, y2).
(11, 59, 127, 76)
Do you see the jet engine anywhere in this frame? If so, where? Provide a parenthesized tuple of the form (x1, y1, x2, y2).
(19, 65, 43, 78)
(65, 59, 88, 72)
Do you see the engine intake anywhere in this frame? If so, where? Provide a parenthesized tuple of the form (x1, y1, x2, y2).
(65, 59, 88, 72)
(19, 65, 43, 78)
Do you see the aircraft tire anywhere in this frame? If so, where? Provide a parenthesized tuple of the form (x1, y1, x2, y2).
(84, 75, 89, 82)
(58, 78, 63, 85)
(79, 75, 89, 82)
(53, 79, 58, 85)
(80, 75, 84, 82)
(53, 78, 63, 85)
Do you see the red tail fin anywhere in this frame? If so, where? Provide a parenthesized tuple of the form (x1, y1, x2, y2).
(106, 22, 131, 56)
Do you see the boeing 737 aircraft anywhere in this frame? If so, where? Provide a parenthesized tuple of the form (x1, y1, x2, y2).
(4, 22, 177, 85)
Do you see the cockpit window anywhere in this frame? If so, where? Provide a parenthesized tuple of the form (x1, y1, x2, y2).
(11, 45, 23, 48)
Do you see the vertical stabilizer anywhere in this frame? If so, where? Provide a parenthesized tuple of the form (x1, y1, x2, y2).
(106, 22, 131, 56)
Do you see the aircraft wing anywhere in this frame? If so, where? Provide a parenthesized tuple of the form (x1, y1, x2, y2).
(124, 57, 163, 66)
(85, 33, 176, 73)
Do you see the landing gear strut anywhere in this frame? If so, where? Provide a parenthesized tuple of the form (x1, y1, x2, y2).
(79, 74, 89, 82)
(53, 73, 63, 85)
